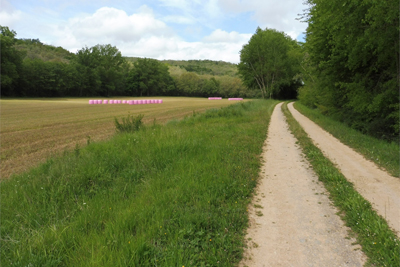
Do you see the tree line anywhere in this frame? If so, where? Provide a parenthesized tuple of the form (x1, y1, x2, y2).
(237, 1, 399, 139)
(0, 26, 259, 99)
(297, 0, 399, 139)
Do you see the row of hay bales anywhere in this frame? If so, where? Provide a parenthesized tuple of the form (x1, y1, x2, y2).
(208, 97, 243, 100)
(89, 99, 163, 104)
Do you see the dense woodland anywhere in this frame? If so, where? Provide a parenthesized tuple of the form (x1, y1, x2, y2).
(1, 0, 399, 141)
(298, 0, 399, 140)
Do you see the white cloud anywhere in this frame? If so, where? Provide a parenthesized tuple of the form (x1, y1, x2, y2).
(203, 29, 251, 44)
(47, 6, 247, 62)
(66, 6, 171, 43)
(50, 6, 174, 52)
(0, 0, 23, 28)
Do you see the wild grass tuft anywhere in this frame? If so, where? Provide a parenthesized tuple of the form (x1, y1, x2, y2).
(1, 100, 278, 266)
(282, 102, 400, 266)
(114, 114, 144, 133)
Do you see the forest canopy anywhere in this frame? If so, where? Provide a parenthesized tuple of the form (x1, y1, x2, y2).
(298, 0, 399, 139)
(238, 27, 303, 99)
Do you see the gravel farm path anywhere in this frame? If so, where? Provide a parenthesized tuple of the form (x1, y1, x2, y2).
(240, 103, 366, 267)
(288, 102, 400, 236)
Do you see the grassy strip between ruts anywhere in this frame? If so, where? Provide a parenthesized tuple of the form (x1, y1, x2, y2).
(282, 102, 400, 267)
(293, 102, 399, 178)
(1, 99, 279, 267)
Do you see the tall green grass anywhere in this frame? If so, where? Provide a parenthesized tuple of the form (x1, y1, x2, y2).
(283, 103, 400, 266)
(1, 100, 278, 266)
(293, 102, 399, 177)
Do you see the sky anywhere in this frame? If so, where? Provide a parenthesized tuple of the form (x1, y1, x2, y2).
(0, 0, 308, 63)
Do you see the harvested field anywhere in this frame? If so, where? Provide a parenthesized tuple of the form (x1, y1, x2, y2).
(1, 97, 238, 179)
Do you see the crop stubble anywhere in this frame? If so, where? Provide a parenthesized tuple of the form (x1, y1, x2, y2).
(1, 97, 236, 179)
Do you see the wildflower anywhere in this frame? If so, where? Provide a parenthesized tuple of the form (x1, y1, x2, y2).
(210, 239, 212, 241)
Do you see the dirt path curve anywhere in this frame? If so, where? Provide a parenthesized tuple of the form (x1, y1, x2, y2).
(240, 103, 366, 267)
(288, 102, 400, 236)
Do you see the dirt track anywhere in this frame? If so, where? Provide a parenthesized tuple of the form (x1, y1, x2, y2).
(288, 102, 400, 236)
(240, 103, 366, 267)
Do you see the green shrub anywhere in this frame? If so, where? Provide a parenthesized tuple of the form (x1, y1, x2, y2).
(114, 114, 144, 133)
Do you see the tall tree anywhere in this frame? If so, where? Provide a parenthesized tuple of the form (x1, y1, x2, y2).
(127, 58, 175, 96)
(238, 27, 301, 99)
(0, 26, 24, 96)
(74, 44, 127, 96)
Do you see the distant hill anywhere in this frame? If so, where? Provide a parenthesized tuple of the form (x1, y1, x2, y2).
(11, 39, 241, 79)
(14, 39, 75, 63)
(12, 42, 238, 77)
(125, 57, 238, 77)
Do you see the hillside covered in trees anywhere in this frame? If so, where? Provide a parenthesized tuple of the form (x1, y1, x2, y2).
(0, 27, 264, 99)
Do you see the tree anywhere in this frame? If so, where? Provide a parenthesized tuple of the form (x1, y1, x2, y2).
(127, 58, 175, 96)
(238, 27, 301, 99)
(74, 44, 127, 96)
(0, 26, 24, 96)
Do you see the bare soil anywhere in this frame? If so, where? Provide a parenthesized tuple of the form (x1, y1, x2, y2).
(240, 103, 366, 267)
(288, 102, 400, 237)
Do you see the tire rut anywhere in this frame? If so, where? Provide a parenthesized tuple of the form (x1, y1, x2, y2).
(240, 103, 366, 267)
(288, 102, 400, 237)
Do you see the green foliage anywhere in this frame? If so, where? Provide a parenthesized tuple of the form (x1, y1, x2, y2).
(238, 27, 303, 99)
(75, 44, 128, 97)
(1, 27, 254, 98)
(299, 0, 399, 139)
(114, 114, 144, 133)
(127, 58, 175, 96)
(162, 59, 238, 77)
(14, 38, 74, 63)
(0, 25, 24, 96)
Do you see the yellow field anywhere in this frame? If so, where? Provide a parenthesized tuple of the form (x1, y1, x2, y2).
(1, 97, 242, 179)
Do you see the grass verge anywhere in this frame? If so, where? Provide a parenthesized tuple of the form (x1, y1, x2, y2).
(1, 99, 278, 266)
(282, 102, 399, 266)
(293, 102, 399, 177)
